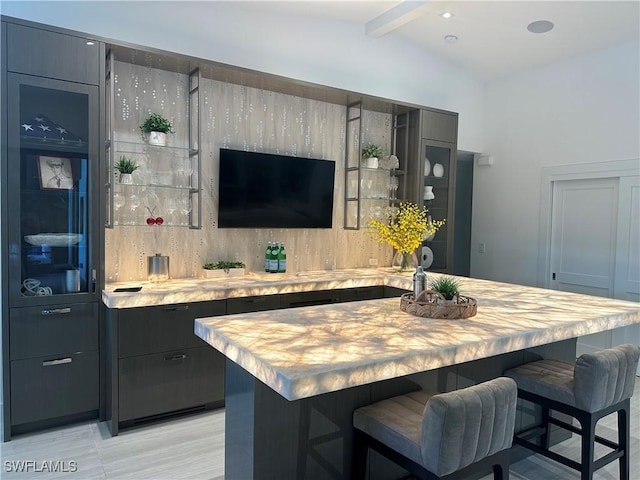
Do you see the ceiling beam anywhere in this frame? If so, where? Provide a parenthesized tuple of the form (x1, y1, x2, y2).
(365, 1, 432, 38)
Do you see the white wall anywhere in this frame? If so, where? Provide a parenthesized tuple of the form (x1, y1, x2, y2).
(0, 1, 485, 152)
(472, 40, 640, 286)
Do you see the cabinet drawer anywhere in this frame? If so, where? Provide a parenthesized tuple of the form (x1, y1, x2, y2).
(6, 23, 100, 84)
(118, 346, 224, 422)
(280, 290, 341, 309)
(227, 295, 282, 314)
(119, 301, 226, 358)
(10, 303, 98, 360)
(10, 350, 99, 426)
(339, 286, 384, 303)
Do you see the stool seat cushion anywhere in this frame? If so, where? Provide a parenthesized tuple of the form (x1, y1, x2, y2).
(353, 390, 433, 465)
(505, 344, 640, 412)
(504, 359, 576, 407)
(353, 377, 517, 477)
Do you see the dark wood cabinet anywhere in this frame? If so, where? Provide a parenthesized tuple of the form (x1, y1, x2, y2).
(104, 286, 407, 435)
(118, 346, 223, 422)
(105, 300, 227, 434)
(5, 22, 101, 84)
(396, 108, 458, 273)
(1, 18, 104, 440)
(10, 351, 99, 426)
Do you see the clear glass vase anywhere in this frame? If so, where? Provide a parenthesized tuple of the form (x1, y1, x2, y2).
(392, 251, 419, 271)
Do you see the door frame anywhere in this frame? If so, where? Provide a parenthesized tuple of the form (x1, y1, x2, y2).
(537, 158, 640, 289)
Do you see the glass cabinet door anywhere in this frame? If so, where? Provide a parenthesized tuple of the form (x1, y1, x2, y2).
(422, 140, 454, 272)
(7, 73, 99, 303)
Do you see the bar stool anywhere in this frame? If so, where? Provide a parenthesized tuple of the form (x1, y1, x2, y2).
(504, 343, 640, 480)
(352, 377, 518, 479)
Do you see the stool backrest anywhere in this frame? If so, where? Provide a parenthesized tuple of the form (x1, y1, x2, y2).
(574, 343, 640, 412)
(421, 377, 517, 477)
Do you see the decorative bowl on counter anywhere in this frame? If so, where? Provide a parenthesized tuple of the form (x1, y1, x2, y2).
(24, 233, 83, 247)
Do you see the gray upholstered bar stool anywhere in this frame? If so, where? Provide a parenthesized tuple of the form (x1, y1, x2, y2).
(352, 377, 518, 479)
(504, 343, 640, 480)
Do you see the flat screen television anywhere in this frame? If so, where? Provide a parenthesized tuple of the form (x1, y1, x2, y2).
(218, 149, 335, 228)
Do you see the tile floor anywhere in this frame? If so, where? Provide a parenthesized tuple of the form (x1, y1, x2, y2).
(0, 382, 638, 479)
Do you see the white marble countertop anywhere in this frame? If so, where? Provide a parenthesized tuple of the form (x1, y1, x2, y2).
(102, 269, 410, 308)
(194, 273, 640, 401)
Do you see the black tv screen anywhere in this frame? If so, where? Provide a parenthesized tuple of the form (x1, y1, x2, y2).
(218, 149, 335, 228)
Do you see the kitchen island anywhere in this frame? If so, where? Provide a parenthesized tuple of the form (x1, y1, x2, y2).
(194, 271, 639, 480)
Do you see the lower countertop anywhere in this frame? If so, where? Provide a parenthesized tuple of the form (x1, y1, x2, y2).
(102, 268, 411, 308)
(193, 273, 640, 401)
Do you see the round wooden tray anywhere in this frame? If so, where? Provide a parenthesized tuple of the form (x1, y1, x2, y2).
(400, 290, 477, 319)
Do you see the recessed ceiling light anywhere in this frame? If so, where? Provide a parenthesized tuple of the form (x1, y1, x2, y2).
(440, 12, 453, 19)
(527, 20, 554, 34)
(86, 41, 95, 45)
(444, 35, 458, 44)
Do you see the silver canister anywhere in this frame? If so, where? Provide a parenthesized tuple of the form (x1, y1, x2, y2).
(66, 269, 81, 293)
(148, 253, 170, 282)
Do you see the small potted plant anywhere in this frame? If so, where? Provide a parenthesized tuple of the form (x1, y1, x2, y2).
(202, 261, 246, 278)
(114, 155, 139, 184)
(362, 143, 384, 169)
(430, 276, 460, 303)
(140, 112, 174, 146)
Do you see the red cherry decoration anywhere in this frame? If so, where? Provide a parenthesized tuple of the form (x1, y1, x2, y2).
(155, 217, 164, 225)
(146, 217, 155, 225)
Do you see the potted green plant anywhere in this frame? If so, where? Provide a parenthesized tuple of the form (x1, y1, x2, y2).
(140, 112, 174, 146)
(202, 261, 246, 278)
(430, 276, 460, 302)
(114, 155, 139, 184)
(362, 143, 384, 169)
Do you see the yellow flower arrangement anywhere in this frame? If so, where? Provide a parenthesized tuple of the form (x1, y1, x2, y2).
(368, 202, 445, 269)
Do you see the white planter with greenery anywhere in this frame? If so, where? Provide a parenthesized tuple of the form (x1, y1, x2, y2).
(148, 131, 167, 146)
(140, 113, 173, 146)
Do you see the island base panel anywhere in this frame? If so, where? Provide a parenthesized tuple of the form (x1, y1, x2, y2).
(224, 339, 577, 479)
(224, 360, 420, 480)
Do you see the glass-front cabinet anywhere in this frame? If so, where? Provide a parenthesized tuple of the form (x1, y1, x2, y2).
(421, 140, 455, 272)
(6, 73, 100, 305)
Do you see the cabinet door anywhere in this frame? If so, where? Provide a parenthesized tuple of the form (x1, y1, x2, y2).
(6, 73, 100, 306)
(10, 350, 99, 426)
(421, 139, 456, 272)
(118, 346, 224, 422)
(227, 295, 282, 314)
(10, 303, 98, 360)
(119, 301, 226, 358)
(6, 23, 100, 85)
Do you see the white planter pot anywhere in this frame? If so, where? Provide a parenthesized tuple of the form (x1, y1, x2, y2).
(119, 173, 133, 184)
(202, 268, 245, 279)
(148, 131, 167, 146)
(364, 157, 378, 169)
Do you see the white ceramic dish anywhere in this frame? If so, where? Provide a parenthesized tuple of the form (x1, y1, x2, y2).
(24, 233, 83, 247)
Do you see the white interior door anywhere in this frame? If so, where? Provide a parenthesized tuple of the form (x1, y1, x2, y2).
(549, 177, 618, 297)
(549, 177, 619, 355)
(612, 176, 640, 355)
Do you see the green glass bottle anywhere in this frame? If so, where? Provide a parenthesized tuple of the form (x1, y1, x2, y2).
(264, 242, 271, 272)
(269, 242, 279, 273)
(277, 242, 286, 273)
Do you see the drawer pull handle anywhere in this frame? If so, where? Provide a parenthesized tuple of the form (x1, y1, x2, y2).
(42, 357, 73, 367)
(163, 305, 189, 312)
(164, 353, 189, 361)
(41, 307, 72, 315)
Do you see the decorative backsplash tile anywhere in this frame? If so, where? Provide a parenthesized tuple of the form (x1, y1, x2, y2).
(105, 61, 392, 282)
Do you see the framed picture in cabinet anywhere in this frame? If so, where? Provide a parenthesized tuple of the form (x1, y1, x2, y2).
(38, 155, 74, 190)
